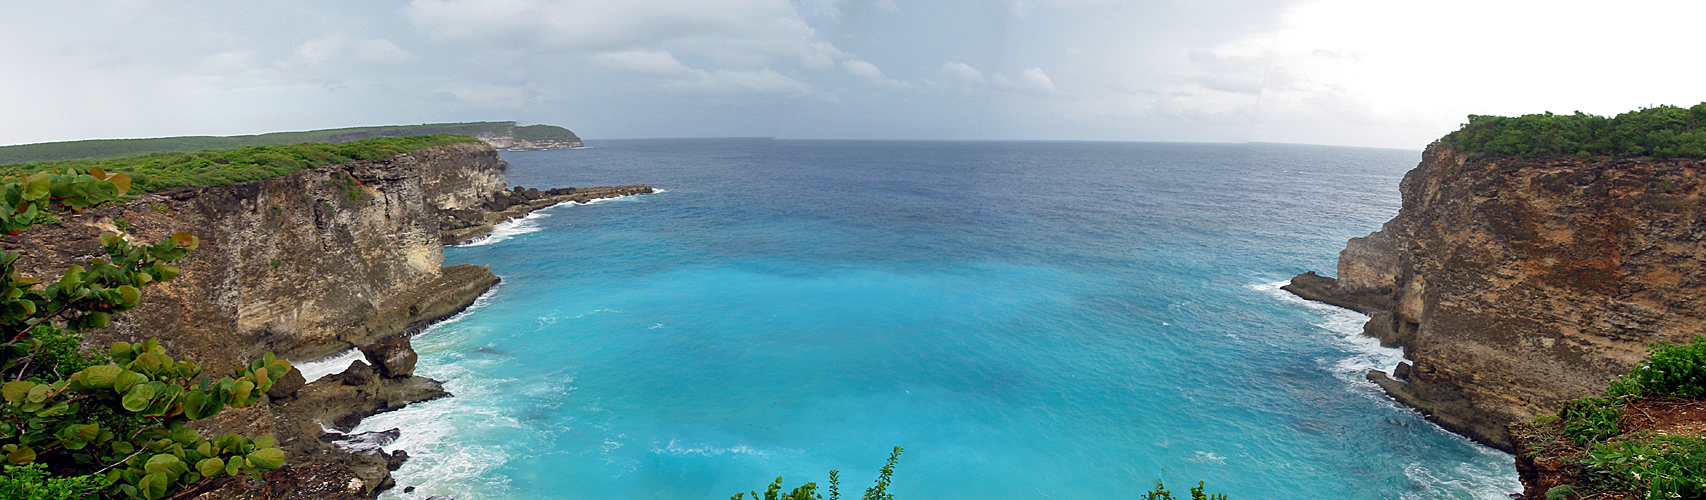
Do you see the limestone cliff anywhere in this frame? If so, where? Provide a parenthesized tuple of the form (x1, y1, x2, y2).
(0, 142, 508, 371)
(1287, 143, 1706, 451)
(474, 134, 585, 151)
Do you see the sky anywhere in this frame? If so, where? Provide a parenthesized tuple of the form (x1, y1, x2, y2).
(3, 0, 1705, 149)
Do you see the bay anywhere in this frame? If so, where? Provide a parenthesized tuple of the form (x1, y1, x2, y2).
(354, 140, 1520, 499)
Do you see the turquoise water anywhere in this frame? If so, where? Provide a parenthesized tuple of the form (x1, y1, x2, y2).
(341, 140, 1519, 499)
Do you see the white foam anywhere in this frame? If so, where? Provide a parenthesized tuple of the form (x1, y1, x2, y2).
(286, 282, 501, 384)
(293, 349, 364, 384)
(1251, 280, 1405, 381)
(454, 189, 660, 248)
(364, 363, 523, 499)
(651, 439, 770, 458)
(1258, 278, 1522, 498)
(366, 399, 517, 499)
(1189, 451, 1226, 464)
(458, 210, 552, 247)
(1399, 457, 1523, 500)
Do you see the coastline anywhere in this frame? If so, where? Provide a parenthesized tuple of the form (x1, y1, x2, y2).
(440, 184, 654, 245)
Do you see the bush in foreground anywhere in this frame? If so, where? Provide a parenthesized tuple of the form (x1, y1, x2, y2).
(1518, 336, 1706, 499)
(0, 168, 290, 499)
(736, 446, 1230, 500)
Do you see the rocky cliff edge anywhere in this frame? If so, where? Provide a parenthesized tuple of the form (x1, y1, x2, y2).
(1286, 143, 1706, 452)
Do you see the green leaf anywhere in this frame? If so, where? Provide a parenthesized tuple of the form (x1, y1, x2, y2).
(114, 370, 147, 394)
(25, 383, 52, 403)
(138, 471, 170, 500)
(169, 427, 199, 445)
(81, 365, 123, 388)
(122, 383, 157, 412)
(230, 379, 255, 407)
(117, 285, 140, 306)
(36, 402, 72, 417)
(144, 453, 182, 474)
(252, 434, 275, 449)
(1, 381, 33, 403)
(183, 390, 209, 420)
(246, 447, 285, 470)
(170, 232, 198, 250)
(6, 446, 35, 465)
(133, 352, 163, 374)
(22, 172, 50, 201)
(197, 457, 224, 478)
(76, 423, 100, 441)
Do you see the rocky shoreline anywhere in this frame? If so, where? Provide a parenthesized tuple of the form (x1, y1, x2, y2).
(438, 184, 654, 245)
(5, 142, 651, 497)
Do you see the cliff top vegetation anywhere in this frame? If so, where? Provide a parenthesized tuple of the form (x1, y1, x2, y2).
(0, 135, 479, 194)
(1441, 103, 1706, 159)
(1512, 337, 1706, 499)
(0, 121, 575, 165)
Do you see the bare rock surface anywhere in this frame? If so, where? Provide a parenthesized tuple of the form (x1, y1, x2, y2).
(1289, 143, 1706, 452)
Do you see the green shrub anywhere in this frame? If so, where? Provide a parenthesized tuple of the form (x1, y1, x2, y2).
(1585, 434, 1706, 500)
(0, 135, 479, 194)
(1442, 103, 1706, 159)
(1608, 336, 1706, 399)
(0, 169, 288, 499)
(1536, 336, 1706, 499)
(1143, 480, 1228, 500)
(0, 463, 103, 500)
(733, 447, 902, 500)
(1560, 397, 1625, 445)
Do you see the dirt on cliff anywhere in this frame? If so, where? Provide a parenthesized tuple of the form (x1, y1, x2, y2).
(1512, 397, 1706, 499)
(1290, 144, 1706, 452)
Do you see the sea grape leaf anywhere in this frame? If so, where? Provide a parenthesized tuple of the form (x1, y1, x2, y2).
(1, 381, 33, 403)
(81, 365, 123, 388)
(247, 448, 285, 470)
(197, 457, 224, 478)
(123, 383, 156, 412)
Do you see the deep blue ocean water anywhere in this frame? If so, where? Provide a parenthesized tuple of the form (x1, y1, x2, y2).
(307, 140, 1521, 499)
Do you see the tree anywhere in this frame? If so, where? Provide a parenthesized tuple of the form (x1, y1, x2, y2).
(0, 168, 291, 499)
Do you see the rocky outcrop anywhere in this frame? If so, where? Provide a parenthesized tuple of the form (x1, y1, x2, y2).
(190, 339, 450, 497)
(1, 143, 506, 370)
(474, 134, 585, 151)
(0, 143, 518, 497)
(1289, 143, 1706, 452)
(440, 184, 655, 244)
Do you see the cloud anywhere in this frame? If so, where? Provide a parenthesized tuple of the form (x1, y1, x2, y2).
(663, 68, 811, 96)
(587, 48, 810, 96)
(294, 36, 416, 64)
(993, 68, 1062, 96)
(591, 50, 697, 78)
(404, 0, 847, 68)
(842, 60, 885, 80)
(941, 62, 985, 84)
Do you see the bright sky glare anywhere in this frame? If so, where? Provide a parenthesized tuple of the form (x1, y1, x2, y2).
(2, 0, 1702, 149)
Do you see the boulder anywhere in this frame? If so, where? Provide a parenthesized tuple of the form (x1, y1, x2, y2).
(338, 360, 375, 386)
(360, 337, 418, 379)
(266, 367, 307, 399)
(1393, 361, 1413, 381)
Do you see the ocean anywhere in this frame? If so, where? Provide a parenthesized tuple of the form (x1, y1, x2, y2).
(304, 139, 1521, 499)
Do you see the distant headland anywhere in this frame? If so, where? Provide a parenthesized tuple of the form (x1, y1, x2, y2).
(0, 121, 584, 165)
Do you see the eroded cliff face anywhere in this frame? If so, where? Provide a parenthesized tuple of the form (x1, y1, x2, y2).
(1291, 143, 1706, 451)
(1, 142, 507, 371)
